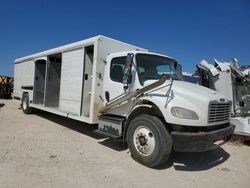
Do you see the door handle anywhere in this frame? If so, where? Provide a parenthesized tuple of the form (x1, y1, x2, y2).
(105, 91, 110, 102)
(84, 74, 88, 80)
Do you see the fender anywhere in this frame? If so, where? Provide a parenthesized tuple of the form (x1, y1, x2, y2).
(123, 102, 166, 142)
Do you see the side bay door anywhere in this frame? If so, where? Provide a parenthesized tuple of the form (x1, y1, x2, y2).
(59, 48, 85, 115)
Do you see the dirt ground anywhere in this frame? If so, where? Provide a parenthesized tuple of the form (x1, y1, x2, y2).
(0, 99, 250, 188)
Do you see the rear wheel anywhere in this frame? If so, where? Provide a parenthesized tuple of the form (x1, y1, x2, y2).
(22, 93, 33, 114)
(127, 114, 172, 168)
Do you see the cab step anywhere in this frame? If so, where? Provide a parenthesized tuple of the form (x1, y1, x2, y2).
(93, 129, 121, 138)
(94, 115, 125, 139)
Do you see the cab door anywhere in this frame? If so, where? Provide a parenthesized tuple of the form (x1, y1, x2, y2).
(103, 53, 134, 104)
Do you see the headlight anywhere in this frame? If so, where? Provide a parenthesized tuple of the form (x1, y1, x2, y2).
(171, 107, 199, 120)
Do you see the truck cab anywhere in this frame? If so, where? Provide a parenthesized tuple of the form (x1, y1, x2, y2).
(98, 51, 234, 167)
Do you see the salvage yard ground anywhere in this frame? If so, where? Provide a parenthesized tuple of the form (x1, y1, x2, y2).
(0, 99, 250, 188)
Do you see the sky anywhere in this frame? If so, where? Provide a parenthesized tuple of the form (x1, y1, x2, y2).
(0, 0, 250, 76)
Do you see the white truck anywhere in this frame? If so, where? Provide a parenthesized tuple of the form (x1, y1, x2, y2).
(195, 59, 250, 136)
(14, 35, 234, 167)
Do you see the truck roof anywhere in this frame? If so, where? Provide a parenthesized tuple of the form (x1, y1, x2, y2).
(15, 35, 146, 63)
(108, 50, 175, 60)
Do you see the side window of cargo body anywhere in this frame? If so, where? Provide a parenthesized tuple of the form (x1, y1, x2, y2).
(110, 57, 126, 83)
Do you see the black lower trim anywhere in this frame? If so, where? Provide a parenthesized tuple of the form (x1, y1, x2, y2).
(171, 124, 235, 152)
(21, 86, 33, 90)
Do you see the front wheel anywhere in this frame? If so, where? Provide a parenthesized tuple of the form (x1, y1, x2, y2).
(127, 114, 172, 168)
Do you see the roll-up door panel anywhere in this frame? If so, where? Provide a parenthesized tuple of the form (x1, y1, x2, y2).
(59, 48, 84, 115)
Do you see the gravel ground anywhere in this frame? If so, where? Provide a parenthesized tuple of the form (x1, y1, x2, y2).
(0, 99, 250, 188)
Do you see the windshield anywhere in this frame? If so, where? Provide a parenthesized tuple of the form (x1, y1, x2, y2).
(136, 53, 183, 85)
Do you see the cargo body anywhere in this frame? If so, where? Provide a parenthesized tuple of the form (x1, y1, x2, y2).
(14, 36, 145, 124)
(14, 35, 234, 167)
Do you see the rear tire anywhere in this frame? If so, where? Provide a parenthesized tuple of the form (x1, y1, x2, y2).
(22, 93, 33, 114)
(127, 114, 172, 168)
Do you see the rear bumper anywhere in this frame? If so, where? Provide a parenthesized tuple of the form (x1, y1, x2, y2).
(171, 124, 235, 152)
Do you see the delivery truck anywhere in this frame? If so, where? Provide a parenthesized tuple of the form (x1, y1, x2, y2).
(14, 35, 234, 167)
(195, 59, 250, 136)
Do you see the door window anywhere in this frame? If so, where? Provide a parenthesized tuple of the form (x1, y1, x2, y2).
(110, 57, 126, 83)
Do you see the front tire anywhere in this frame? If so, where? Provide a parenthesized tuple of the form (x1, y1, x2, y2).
(127, 114, 172, 168)
(22, 93, 33, 114)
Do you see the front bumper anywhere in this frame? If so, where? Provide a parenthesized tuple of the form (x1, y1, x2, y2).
(171, 124, 235, 152)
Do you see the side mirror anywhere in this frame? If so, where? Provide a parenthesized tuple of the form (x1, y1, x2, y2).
(231, 58, 240, 69)
(176, 64, 182, 73)
(123, 53, 133, 90)
(176, 63, 184, 80)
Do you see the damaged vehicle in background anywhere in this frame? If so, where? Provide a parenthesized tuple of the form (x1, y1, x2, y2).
(195, 59, 250, 136)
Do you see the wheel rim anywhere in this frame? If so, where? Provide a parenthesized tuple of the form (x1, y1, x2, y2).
(23, 99, 27, 110)
(133, 126, 155, 156)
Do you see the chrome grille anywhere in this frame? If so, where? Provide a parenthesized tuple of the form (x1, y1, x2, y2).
(208, 101, 231, 123)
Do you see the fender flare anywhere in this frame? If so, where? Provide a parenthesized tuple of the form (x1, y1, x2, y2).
(123, 101, 167, 142)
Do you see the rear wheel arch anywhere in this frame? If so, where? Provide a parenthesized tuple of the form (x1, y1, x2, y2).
(22, 92, 29, 99)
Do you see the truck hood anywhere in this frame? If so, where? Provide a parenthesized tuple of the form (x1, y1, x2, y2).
(144, 80, 228, 102)
(142, 80, 230, 126)
(172, 80, 226, 101)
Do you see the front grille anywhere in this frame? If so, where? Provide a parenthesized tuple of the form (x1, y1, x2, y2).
(208, 101, 231, 124)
